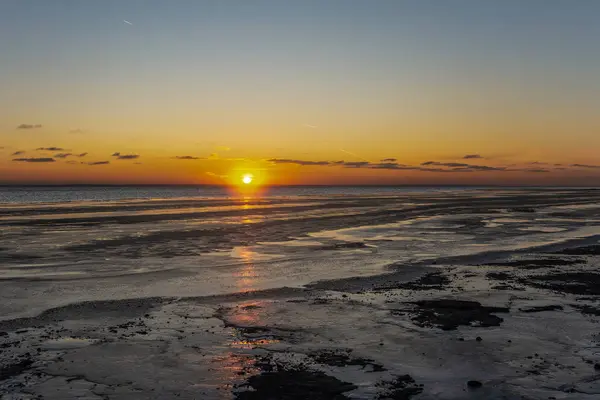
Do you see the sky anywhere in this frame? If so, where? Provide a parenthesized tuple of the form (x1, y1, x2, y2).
(1, 0, 600, 186)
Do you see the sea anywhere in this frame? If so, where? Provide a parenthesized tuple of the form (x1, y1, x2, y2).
(0, 185, 493, 204)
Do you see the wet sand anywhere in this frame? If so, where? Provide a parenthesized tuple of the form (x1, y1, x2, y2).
(2, 189, 600, 399)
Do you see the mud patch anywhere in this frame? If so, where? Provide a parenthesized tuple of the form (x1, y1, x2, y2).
(318, 242, 370, 251)
(408, 300, 509, 331)
(553, 245, 600, 256)
(374, 272, 450, 291)
(487, 272, 512, 281)
(376, 374, 423, 399)
(519, 305, 563, 313)
(572, 304, 600, 316)
(0, 358, 33, 381)
(235, 355, 357, 400)
(309, 349, 386, 372)
(482, 258, 583, 270)
(519, 272, 600, 295)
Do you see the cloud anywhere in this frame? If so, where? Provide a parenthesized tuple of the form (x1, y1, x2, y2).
(263, 157, 568, 174)
(37, 147, 65, 151)
(524, 169, 550, 173)
(342, 161, 371, 168)
(453, 165, 507, 171)
(463, 154, 483, 159)
(83, 161, 110, 166)
(422, 161, 506, 171)
(570, 164, 600, 169)
(268, 158, 331, 166)
(380, 158, 397, 162)
(173, 156, 202, 160)
(17, 124, 42, 129)
(11, 151, 25, 156)
(78, 152, 88, 157)
(422, 161, 470, 167)
(369, 163, 410, 170)
(13, 157, 55, 163)
(66, 160, 78, 165)
(111, 152, 140, 160)
(54, 153, 72, 158)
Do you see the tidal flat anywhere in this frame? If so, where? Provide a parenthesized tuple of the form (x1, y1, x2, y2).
(2, 188, 600, 399)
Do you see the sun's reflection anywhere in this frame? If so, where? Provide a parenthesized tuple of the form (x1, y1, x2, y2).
(208, 353, 259, 391)
(233, 247, 258, 293)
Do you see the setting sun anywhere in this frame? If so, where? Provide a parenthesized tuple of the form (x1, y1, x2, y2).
(242, 174, 253, 184)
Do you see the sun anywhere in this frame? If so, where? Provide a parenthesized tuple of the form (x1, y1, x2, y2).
(242, 174, 253, 184)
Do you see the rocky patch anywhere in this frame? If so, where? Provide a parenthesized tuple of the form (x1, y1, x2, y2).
(408, 299, 509, 331)
(376, 374, 423, 400)
(235, 355, 357, 400)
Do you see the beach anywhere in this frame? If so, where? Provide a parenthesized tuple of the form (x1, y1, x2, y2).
(2, 187, 600, 399)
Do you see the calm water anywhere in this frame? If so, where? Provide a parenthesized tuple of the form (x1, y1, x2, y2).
(0, 185, 496, 204)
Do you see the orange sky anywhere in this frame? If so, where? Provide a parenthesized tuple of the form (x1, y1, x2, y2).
(2, 1, 600, 186)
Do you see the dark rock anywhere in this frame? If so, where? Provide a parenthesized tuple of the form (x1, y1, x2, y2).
(467, 380, 483, 388)
(519, 305, 563, 313)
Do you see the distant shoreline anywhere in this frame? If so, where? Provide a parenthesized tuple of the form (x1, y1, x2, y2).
(1, 184, 598, 189)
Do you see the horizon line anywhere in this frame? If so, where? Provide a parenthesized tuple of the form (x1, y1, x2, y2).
(1, 183, 599, 189)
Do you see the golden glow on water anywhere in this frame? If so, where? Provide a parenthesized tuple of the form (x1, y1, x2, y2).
(234, 247, 258, 293)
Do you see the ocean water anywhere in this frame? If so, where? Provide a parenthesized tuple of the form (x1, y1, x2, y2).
(1, 185, 522, 204)
(0, 187, 599, 319)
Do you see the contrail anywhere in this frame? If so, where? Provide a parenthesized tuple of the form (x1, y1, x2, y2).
(123, 20, 133, 25)
(339, 148, 370, 162)
(303, 124, 317, 129)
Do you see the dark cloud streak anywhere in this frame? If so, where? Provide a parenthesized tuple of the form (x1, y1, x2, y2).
(112, 152, 140, 160)
(13, 158, 55, 163)
(82, 161, 110, 166)
(17, 124, 42, 129)
(37, 147, 65, 151)
(173, 156, 202, 160)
